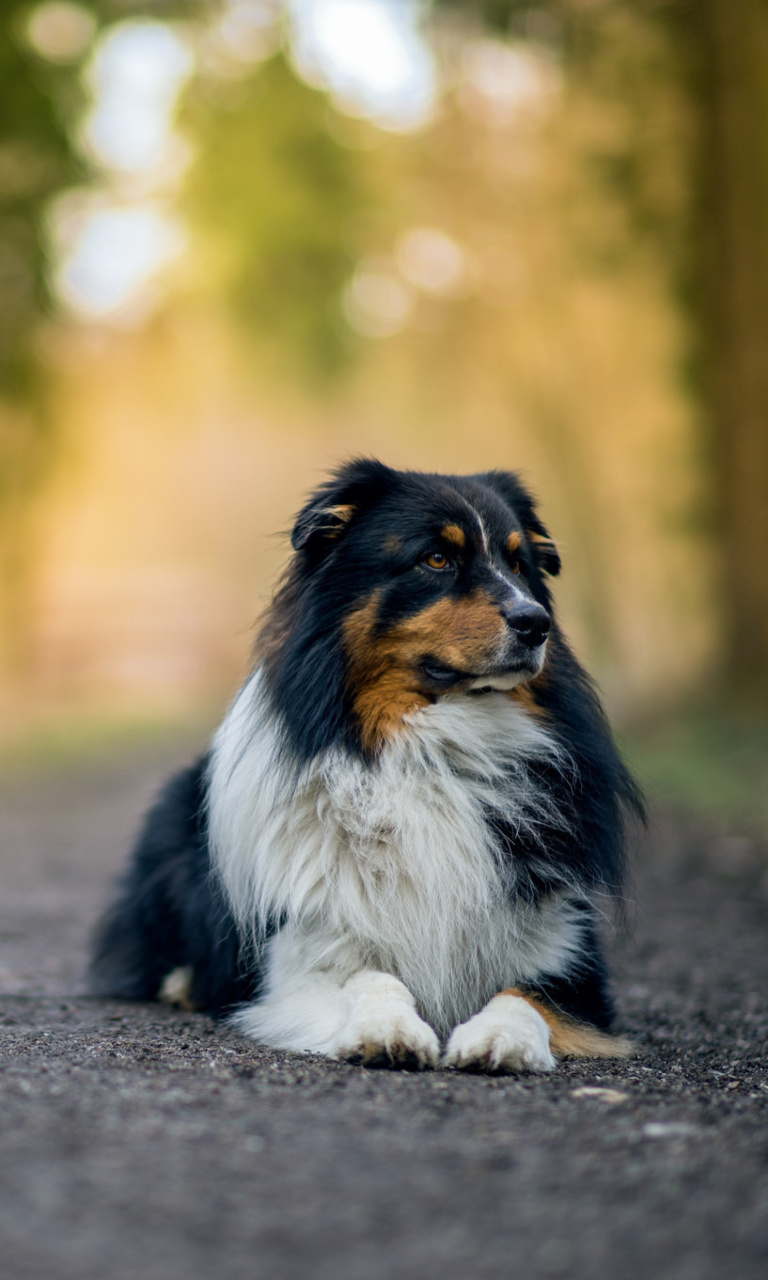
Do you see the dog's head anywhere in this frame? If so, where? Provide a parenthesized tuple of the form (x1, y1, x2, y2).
(262, 459, 562, 756)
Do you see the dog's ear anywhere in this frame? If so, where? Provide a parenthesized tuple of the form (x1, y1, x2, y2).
(476, 469, 561, 577)
(291, 502, 355, 550)
(525, 527, 561, 577)
(291, 458, 392, 557)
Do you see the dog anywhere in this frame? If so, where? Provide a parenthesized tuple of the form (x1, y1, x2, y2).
(90, 459, 643, 1072)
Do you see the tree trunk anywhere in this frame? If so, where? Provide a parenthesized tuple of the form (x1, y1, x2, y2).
(700, 0, 768, 707)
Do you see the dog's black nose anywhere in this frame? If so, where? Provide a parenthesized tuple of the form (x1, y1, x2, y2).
(502, 602, 550, 647)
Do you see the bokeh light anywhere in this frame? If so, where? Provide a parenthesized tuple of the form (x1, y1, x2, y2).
(50, 195, 186, 323)
(25, 1, 95, 63)
(289, 0, 436, 130)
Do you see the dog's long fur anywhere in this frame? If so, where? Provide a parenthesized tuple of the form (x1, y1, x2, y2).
(91, 460, 643, 1072)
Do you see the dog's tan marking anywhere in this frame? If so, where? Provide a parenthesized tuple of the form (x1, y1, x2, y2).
(507, 683, 546, 720)
(441, 524, 466, 549)
(525, 530, 559, 562)
(159, 966, 197, 1011)
(507, 665, 549, 718)
(352, 668, 432, 753)
(526, 529, 561, 575)
(323, 504, 355, 537)
(500, 987, 633, 1059)
(344, 590, 510, 752)
(506, 530, 522, 557)
(343, 595, 430, 752)
(394, 592, 509, 672)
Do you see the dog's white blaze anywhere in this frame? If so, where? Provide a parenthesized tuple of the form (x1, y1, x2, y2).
(208, 670, 585, 1041)
(474, 510, 493, 558)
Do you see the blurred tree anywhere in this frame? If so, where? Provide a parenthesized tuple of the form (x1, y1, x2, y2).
(180, 51, 372, 379)
(697, 0, 768, 706)
(440, 0, 768, 708)
(0, 5, 77, 395)
(0, 0, 375, 677)
(0, 0, 87, 670)
(0, 0, 199, 671)
(0, 0, 198, 396)
(3, 0, 766, 709)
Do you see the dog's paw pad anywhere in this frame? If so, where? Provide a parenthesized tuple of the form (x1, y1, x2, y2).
(443, 995, 555, 1074)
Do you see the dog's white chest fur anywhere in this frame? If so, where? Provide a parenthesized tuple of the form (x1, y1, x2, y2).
(208, 671, 584, 1036)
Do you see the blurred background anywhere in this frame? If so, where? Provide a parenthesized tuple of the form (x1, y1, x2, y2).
(1, 0, 767, 833)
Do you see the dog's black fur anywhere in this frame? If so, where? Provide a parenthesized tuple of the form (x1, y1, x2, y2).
(92, 758, 258, 1012)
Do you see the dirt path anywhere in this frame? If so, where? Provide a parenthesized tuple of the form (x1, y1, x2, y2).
(1, 747, 767, 1280)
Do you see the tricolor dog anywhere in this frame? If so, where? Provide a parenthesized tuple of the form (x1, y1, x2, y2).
(91, 460, 642, 1072)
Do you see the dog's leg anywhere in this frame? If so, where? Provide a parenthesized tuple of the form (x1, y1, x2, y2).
(231, 926, 439, 1068)
(443, 989, 556, 1073)
(444, 986, 632, 1073)
(331, 971, 440, 1069)
(502, 988, 633, 1060)
(232, 969, 354, 1055)
(233, 967, 439, 1069)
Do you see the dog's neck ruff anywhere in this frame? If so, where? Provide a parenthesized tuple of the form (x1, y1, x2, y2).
(207, 669, 583, 1034)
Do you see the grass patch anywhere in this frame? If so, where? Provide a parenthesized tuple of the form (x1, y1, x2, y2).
(620, 708, 768, 834)
(0, 706, 217, 779)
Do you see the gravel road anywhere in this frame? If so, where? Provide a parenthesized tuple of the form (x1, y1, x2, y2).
(1, 744, 767, 1280)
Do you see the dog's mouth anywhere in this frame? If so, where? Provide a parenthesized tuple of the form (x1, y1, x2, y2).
(419, 657, 539, 692)
(420, 659, 467, 686)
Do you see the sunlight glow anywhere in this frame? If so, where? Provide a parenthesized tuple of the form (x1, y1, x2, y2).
(396, 227, 467, 296)
(51, 196, 186, 323)
(25, 2, 95, 63)
(207, 0, 282, 68)
(344, 267, 413, 337)
(290, 0, 436, 131)
(47, 5, 440, 327)
(460, 39, 560, 125)
(82, 21, 194, 176)
(52, 21, 193, 324)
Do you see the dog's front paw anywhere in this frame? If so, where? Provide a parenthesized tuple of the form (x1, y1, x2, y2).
(335, 1006, 440, 1070)
(333, 974, 440, 1070)
(443, 993, 555, 1074)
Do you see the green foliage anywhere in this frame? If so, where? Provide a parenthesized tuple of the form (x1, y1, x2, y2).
(622, 708, 768, 835)
(0, 1, 205, 504)
(0, 2, 85, 394)
(0, 1, 94, 544)
(0, 704, 213, 778)
(436, 0, 569, 37)
(181, 52, 372, 379)
(0, 0, 208, 386)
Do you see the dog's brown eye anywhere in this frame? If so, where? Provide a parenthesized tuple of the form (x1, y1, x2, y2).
(510, 559, 520, 575)
(424, 551, 450, 571)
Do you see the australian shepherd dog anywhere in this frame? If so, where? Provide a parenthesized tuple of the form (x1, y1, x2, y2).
(91, 459, 643, 1073)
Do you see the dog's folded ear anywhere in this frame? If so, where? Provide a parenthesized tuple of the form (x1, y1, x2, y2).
(291, 458, 392, 557)
(475, 469, 561, 577)
(291, 502, 355, 550)
(525, 528, 561, 577)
